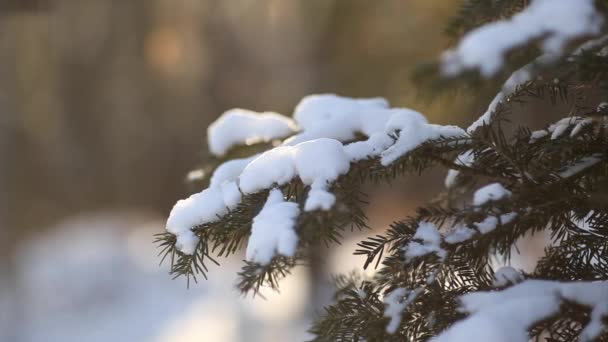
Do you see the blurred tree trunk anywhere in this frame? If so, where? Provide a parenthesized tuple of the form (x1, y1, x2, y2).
(0, 0, 50, 12)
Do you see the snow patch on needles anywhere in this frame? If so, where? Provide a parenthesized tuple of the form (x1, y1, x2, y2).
(383, 288, 407, 334)
(208, 109, 296, 156)
(474, 212, 517, 235)
(473, 183, 511, 206)
(383, 288, 423, 334)
(445, 212, 517, 244)
(530, 116, 593, 142)
(493, 266, 524, 287)
(432, 280, 608, 342)
(245, 189, 300, 265)
(445, 150, 475, 188)
(444, 224, 476, 244)
(558, 154, 602, 179)
(381, 110, 465, 165)
(209, 155, 258, 187)
(239, 138, 350, 211)
(166, 183, 241, 254)
(441, 0, 603, 77)
(404, 222, 446, 261)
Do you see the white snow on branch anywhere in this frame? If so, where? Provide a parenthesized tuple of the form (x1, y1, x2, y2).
(343, 132, 395, 161)
(570, 118, 594, 137)
(209, 155, 258, 187)
(286, 94, 390, 145)
(532, 114, 602, 142)
(558, 154, 602, 179)
(444, 224, 476, 244)
(445, 150, 475, 188)
(530, 99, 606, 144)
(167, 94, 466, 254)
(529, 129, 549, 142)
(474, 212, 517, 235)
(166, 181, 242, 254)
(550, 117, 584, 140)
(530, 116, 593, 143)
(289, 95, 465, 165)
(441, 0, 603, 78)
(245, 189, 300, 265)
(473, 182, 511, 206)
(493, 266, 524, 287)
(239, 138, 351, 211)
(445, 212, 517, 244)
(381, 111, 465, 165)
(383, 287, 423, 334)
(431, 280, 608, 342)
(404, 222, 446, 261)
(383, 288, 407, 334)
(571, 34, 608, 57)
(207, 109, 296, 157)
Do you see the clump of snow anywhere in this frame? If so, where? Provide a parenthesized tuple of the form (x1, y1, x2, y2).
(474, 216, 499, 235)
(473, 183, 511, 206)
(441, 0, 603, 77)
(432, 280, 608, 342)
(558, 154, 602, 178)
(445, 150, 475, 188)
(404, 222, 446, 261)
(286, 94, 390, 145)
(571, 35, 608, 56)
(444, 224, 476, 244)
(383, 288, 407, 334)
(493, 266, 524, 287)
(474, 212, 517, 235)
(550, 117, 581, 140)
(207, 109, 296, 157)
(571, 118, 593, 137)
(500, 212, 517, 225)
(245, 189, 300, 265)
(529, 129, 549, 142)
(304, 188, 336, 211)
(239, 138, 350, 211)
(381, 110, 465, 165)
(166, 184, 242, 254)
(531, 116, 596, 143)
(294, 139, 350, 189)
(343, 132, 394, 161)
(445, 213, 517, 245)
(209, 155, 258, 187)
(220, 181, 242, 208)
(239, 146, 298, 193)
(290, 95, 466, 165)
(383, 288, 423, 334)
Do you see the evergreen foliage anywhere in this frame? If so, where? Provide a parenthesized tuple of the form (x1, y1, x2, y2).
(157, 1, 608, 340)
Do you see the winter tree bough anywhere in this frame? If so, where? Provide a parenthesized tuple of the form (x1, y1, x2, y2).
(156, 1, 608, 340)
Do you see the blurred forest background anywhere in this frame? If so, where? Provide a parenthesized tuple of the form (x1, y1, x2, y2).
(3, 0, 476, 237)
(0, 1, 550, 341)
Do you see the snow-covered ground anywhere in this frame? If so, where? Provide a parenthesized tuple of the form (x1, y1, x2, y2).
(5, 212, 315, 342)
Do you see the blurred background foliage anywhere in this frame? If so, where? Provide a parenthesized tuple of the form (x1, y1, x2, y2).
(4, 0, 476, 244)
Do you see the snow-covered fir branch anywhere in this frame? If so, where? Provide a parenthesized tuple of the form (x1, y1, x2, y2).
(158, 0, 608, 340)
